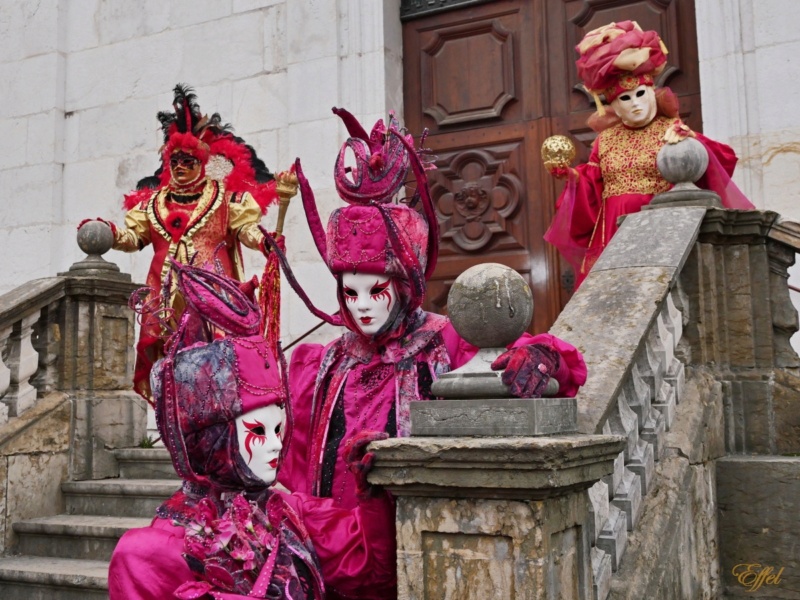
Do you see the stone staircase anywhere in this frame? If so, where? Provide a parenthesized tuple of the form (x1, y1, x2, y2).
(0, 447, 179, 599)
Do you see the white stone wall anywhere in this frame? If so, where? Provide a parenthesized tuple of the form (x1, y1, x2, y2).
(696, 0, 800, 349)
(0, 0, 402, 348)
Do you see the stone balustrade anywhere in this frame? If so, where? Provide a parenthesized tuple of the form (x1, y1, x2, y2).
(0, 262, 145, 481)
(550, 206, 705, 598)
(0, 278, 66, 421)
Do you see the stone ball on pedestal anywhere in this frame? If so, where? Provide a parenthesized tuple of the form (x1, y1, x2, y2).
(448, 263, 533, 348)
(656, 137, 709, 184)
(77, 221, 114, 256)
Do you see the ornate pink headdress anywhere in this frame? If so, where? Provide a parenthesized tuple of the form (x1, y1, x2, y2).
(267, 107, 437, 326)
(576, 21, 668, 114)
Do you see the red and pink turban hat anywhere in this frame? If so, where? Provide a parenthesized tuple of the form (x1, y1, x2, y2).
(576, 21, 668, 111)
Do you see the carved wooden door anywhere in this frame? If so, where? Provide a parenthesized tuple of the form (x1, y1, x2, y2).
(402, 0, 700, 333)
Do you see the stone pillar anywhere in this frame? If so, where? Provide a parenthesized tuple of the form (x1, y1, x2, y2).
(369, 263, 625, 599)
(369, 435, 625, 600)
(61, 222, 146, 479)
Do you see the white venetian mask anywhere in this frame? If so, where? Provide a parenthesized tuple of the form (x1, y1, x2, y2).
(235, 404, 285, 485)
(611, 84, 657, 128)
(341, 272, 396, 336)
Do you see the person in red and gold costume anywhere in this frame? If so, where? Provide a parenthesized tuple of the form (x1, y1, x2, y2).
(79, 84, 282, 400)
(544, 21, 754, 287)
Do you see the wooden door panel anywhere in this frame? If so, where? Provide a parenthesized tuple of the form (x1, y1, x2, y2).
(403, 0, 701, 328)
(404, 0, 542, 136)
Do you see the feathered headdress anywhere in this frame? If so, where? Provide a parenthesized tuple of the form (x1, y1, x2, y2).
(124, 84, 278, 212)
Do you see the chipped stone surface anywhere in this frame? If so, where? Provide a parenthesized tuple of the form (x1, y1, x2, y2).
(410, 397, 577, 437)
(550, 266, 673, 434)
(717, 457, 800, 598)
(395, 493, 591, 600)
(592, 208, 706, 273)
(5, 452, 69, 552)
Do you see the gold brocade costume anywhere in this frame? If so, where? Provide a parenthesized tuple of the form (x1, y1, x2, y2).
(597, 116, 677, 199)
(112, 177, 265, 399)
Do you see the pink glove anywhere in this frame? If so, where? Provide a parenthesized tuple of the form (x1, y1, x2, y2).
(344, 430, 389, 499)
(491, 343, 561, 398)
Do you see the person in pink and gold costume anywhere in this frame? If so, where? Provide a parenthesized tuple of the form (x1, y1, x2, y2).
(108, 264, 396, 600)
(271, 108, 588, 599)
(544, 21, 754, 286)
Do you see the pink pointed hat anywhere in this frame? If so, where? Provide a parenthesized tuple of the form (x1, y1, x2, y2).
(270, 107, 438, 324)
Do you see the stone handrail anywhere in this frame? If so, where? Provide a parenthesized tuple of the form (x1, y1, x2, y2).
(549, 206, 706, 599)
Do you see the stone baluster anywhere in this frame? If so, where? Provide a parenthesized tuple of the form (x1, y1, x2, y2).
(31, 300, 61, 394)
(0, 325, 11, 424)
(4, 311, 41, 416)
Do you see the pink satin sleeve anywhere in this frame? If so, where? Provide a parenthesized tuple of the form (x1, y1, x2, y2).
(509, 332, 587, 397)
(695, 133, 755, 210)
(279, 343, 327, 495)
(280, 491, 397, 600)
(544, 145, 605, 275)
(108, 517, 193, 600)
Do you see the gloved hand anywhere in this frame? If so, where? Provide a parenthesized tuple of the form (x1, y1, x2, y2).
(662, 120, 696, 145)
(344, 430, 389, 499)
(490, 343, 561, 398)
(77, 217, 117, 236)
(546, 166, 578, 181)
(259, 232, 285, 257)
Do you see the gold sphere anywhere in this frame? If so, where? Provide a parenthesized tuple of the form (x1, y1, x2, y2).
(541, 135, 576, 170)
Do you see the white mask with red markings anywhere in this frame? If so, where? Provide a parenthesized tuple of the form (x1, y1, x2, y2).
(235, 404, 285, 485)
(341, 272, 396, 336)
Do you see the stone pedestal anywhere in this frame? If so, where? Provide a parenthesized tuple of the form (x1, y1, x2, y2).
(369, 435, 625, 600)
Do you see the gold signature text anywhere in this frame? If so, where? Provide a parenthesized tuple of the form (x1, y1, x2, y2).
(732, 564, 785, 592)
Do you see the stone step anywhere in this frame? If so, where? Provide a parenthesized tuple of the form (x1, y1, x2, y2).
(114, 447, 176, 480)
(0, 556, 108, 599)
(63, 478, 180, 518)
(14, 514, 150, 561)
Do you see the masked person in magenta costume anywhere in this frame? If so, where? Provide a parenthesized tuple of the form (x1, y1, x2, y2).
(544, 21, 754, 287)
(271, 108, 588, 599)
(79, 85, 281, 400)
(108, 264, 396, 600)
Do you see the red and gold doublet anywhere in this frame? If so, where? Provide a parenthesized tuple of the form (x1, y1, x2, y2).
(113, 177, 265, 398)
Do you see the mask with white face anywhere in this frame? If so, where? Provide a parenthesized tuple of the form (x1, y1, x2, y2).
(610, 84, 657, 128)
(341, 272, 396, 336)
(235, 404, 285, 485)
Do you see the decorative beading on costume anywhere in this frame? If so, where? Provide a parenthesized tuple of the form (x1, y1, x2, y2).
(598, 116, 675, 199)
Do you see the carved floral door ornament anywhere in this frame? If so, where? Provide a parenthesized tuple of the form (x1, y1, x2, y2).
(431, 148, 523, 252)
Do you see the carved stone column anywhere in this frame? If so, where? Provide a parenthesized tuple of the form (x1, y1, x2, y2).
(369, 435, 625, 599)
(61, 224, 146, 479)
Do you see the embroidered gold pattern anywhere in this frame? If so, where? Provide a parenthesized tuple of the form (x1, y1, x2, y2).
(598, 116, 676, 199)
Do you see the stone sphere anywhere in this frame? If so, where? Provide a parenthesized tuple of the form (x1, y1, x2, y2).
(447, 263, 533, 348)
(657, 137, 709, 184)
(77, 220, 114, 256)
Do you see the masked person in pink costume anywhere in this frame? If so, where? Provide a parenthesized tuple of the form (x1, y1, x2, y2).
(108, 264, 396, 600)
(544, 21, 754, 286)
(271, 108, 588, 600)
